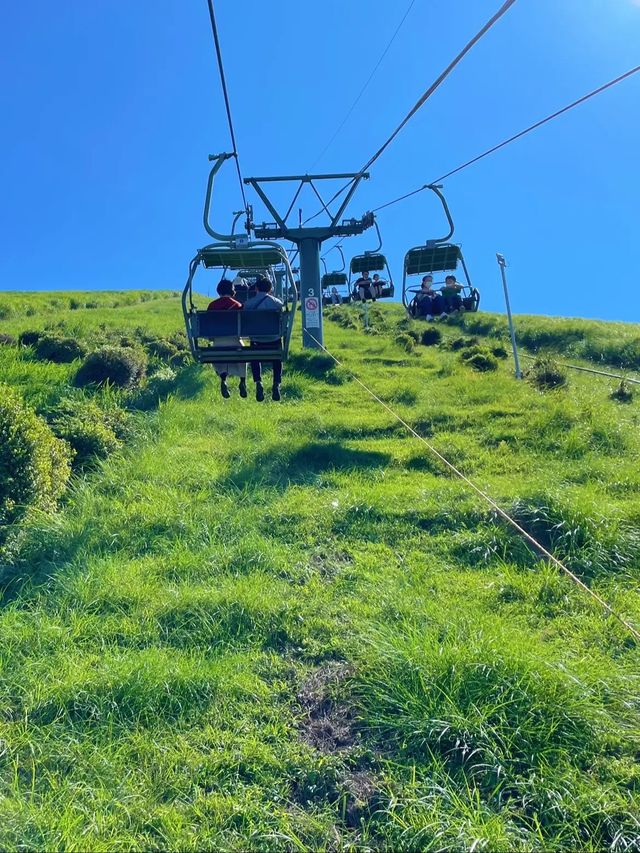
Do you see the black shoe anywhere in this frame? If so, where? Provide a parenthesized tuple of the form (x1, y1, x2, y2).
(220, 377, 231, 398)
(256, 382, 265, 402)
(239, 378, 247, 398)
(272, 384, 281, 402)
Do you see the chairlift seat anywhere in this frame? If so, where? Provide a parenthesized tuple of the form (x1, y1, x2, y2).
(405, 244, 462, 275)
(350, 253, 387, 274)
(186, 309, 287, 364)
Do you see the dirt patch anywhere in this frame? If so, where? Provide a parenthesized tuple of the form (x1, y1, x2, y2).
(297, 662, 357, 753)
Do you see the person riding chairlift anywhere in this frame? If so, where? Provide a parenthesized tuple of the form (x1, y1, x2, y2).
(372, 273, 385, 298)
(355, 271, 376, 302)
(441, 274, 464, 313)
(415, 275, 446, 321)
(244, 277, 284, 402)
(207, 279, 247, 399)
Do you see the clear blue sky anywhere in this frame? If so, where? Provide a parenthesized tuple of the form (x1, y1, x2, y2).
(1, 0, 639, 321)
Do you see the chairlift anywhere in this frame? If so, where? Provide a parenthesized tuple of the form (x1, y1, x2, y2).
(321, 246, 351, 304)
(182, 153, 298, 365)
(403, 185, 479, 318)
(349, 220, 395, 301)
(182, 241, 297, 365)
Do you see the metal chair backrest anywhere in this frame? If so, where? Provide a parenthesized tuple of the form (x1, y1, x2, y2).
(404, 244, 462, 276)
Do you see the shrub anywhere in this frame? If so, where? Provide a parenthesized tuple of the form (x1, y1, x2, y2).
(0, 385, 72, 538)
(325, 366, 352, 386)
(34, 335, 87, 363)
(510, 495, 640, 578)
(420, 327, 442, 346)
(610, 380, 634, 403)
(146, 339, 179, 361)
(85, 300, 99, 309)
(395, 333, 415, 354)
(527, 356, 567, 390)
(18, 330, 43, 347)
(69, 298, 83, 310)
(75, 346, 147, 388)
(0, 333, 16, 346)
(132, 367, 178, 410)
(48, 398, 131, 468)
(448, 335, 479, 351)
(0, 305, 13, 320)
(460, 346, 499, 372)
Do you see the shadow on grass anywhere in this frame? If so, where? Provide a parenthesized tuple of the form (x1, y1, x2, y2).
(224, 440, 391, 490)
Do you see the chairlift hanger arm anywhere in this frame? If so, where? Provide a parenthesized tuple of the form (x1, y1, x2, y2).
(427, 184, 455, 243)
(203, 153, 249, 241)
(368, 219, 383, 254)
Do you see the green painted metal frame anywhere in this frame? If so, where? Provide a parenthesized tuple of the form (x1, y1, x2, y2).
(182, 240, 298, 365)
(402, 185, 479, 316)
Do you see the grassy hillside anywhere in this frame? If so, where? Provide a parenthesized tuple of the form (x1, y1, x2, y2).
(1, 295, 639, 851)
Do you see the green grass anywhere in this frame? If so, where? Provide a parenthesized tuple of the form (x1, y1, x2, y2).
(0, 296, 640, 850)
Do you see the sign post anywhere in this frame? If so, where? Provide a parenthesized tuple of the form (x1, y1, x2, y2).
(496, 253, 522, 379)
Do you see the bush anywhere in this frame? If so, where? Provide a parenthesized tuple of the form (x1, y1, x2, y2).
(460, 346, 499, 372)
(34, 335, 87, 363)
(527, 356, 567, 390)
(146, 339, 179, 361)
(75, 346, 147, 388)
(85, 300, 99, 310)
(0, 385, 72, 539)
(0, 305, 13, 320)
(610, 380, 634, 403)
(420, 327, 442, 347)
(0, 333, 16, 346)
(395, 333, 415, 354)
(132, 367, 178, 410)
(448, 335, 479, 351)
(69, 298, 83, 310)
(49, 399, 123, 469)
(18, 330, 43, 347)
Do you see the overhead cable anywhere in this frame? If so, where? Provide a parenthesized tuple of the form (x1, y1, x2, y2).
(308, 0, 417, 172)
(372, 63, 640, 213)
(206, 0, 249, 211)
(304, 0, 519, 225)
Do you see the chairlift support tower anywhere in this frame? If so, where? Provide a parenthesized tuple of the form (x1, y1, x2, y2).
(244, 172, 373, 348)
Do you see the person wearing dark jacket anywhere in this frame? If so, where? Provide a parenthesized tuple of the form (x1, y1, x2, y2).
(244, 277, 284, 401)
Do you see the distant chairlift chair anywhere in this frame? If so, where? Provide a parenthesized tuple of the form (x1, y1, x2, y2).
(349, 220, 395, 300)
(402, 185, 479, 318)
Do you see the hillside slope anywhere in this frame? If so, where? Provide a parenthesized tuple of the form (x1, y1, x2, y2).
(1, 295, 639, 851)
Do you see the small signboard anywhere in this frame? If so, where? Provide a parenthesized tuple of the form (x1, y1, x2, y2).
(305, 296, 320, 327)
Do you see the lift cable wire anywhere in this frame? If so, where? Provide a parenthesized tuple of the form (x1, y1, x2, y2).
(301, 326, 640, 643)
(304, 0, 519, 226)
(206, 0, 249, 212)
(308, 0, 417, 173)
(372, 63, 640, 214)
(520, 354, 640, 386)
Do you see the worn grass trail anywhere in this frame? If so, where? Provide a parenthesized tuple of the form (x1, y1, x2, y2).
(1, 299, 640, 850)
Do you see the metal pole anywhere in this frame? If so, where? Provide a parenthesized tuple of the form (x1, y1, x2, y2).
(496, 253, 522, 379)
(362, 301, 370, 330)
(299, 238, 324, 348)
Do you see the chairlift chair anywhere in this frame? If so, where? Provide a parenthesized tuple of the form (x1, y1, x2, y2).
(402, 185, 479, 318)
(182, 241, 297, 365)
(349, 220, 395, 300)
(320, 247, 351, 304)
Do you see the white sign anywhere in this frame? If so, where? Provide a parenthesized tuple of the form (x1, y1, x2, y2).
(305, 296, 320, 327)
